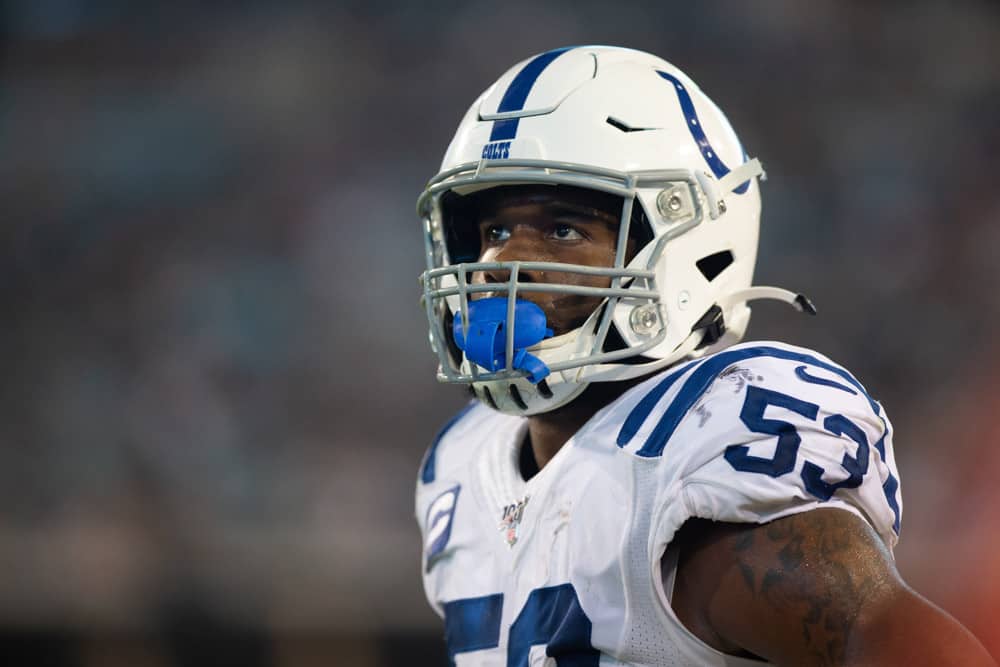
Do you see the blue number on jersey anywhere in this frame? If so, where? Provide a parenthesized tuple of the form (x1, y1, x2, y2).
(443, 593, 504, 665)
(804, 414, 869, 500)
(726, 385, 871, 501)
(725, 385, 819, 477)
(617, 345, 901, 533)
(508, 584, 599, 667)
(443, 584, 598, 666)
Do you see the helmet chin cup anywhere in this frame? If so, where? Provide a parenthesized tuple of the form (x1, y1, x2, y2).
(471, 372, 589, 417)
(461, 294, 606, 416)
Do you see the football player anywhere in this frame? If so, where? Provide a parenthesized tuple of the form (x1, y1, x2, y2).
(414, 46, 995, 666)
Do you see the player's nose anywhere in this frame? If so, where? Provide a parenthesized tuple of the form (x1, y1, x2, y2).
(476, 231, 547, 286)
(476, 264, 541, 288)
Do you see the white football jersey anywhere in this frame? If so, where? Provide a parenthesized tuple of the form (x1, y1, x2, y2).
(415, 341, 902, 666)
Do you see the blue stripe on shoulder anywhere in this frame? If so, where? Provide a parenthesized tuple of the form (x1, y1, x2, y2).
(882, 474, 901, 535)
(489, 47, 575, 142)
(635, 345, 879, 459)
(616, 358, 703, 447)
(421, 402, 478, 484)
(795, 365, 858, 395)
(872, 426, 901, 534)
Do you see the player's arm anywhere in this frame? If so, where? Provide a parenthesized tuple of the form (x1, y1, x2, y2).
(671, 508, 996, 667)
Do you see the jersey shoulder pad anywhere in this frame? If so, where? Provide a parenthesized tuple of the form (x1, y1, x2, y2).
(415, 401, 507, 584)
(615, 341, 902, 549)
(417, 401, 495, 488)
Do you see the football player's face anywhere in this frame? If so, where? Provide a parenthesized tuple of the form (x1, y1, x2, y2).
(471, 187, 628, 336)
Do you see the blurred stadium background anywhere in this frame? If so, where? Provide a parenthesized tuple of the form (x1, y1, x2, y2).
(2, 0, 998, 664)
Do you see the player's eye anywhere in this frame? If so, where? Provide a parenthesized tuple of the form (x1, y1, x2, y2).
(550, 224, 584, 241)
(485, 224, 510, 243)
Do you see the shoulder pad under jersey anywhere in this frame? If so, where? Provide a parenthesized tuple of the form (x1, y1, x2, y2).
(614, 341, 902, 551)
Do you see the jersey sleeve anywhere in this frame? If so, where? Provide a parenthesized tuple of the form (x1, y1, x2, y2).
(414, 401, 486, 617)
(636, 345, 903, 553)
(414, 401, 479, 539)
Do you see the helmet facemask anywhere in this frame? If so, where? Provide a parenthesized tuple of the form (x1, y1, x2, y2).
(419, 160, 721, 416)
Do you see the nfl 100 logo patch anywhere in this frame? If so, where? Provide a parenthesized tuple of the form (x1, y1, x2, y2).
(498, 495, 530, 547)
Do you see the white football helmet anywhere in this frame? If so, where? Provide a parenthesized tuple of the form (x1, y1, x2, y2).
(418, 46, 812, 416)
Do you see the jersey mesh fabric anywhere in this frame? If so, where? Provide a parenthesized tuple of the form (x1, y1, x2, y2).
(618, 459, 686, 665)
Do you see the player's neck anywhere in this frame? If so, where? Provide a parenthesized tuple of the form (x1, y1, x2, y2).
(523, 414, 578, 475)
(522, 377, 646, 478)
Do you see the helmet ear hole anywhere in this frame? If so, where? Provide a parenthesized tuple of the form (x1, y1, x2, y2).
(696, 250, 734, 282)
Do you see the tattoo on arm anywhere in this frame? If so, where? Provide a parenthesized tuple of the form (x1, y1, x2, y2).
(727, 510, 891, 666)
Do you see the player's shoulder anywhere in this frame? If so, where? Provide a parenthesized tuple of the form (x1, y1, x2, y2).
(697, 340, 886, 427)
(610, 339, 886, 461)
(607, 340, 901, 549)
(417, 400, 513, 490)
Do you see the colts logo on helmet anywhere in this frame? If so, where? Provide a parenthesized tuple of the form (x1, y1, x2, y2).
(481, 141, 511, 160)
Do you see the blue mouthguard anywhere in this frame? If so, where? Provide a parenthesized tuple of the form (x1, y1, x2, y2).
(452, 297, 554, 384)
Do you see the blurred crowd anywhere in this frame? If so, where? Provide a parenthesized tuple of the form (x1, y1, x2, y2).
(3, 0, 999, 664)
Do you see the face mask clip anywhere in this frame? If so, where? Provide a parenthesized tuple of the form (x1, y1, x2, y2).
(452, 297, 553, 383)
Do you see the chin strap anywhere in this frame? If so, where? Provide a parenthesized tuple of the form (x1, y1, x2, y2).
(579, 332, 702, 382)
(579, 285, 816, 383)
